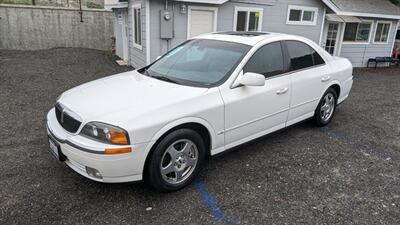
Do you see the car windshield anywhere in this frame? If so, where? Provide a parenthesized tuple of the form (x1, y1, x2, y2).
(140, 39, 251, 87)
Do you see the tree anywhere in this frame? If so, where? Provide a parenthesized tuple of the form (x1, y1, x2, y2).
(390, 0, 400, 6)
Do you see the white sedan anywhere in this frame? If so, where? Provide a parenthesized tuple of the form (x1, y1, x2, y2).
(46, 32, 353, 191)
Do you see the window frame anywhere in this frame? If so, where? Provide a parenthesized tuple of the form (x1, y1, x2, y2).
(242, 41, 287, 79)
(132, 3, 142, 50)
(342, 20, 373, 45)
(233, 6, 263, 32)
(282, 40, 326, 73)
(373, 21, 392, 44)
(286, 5, 319, 26)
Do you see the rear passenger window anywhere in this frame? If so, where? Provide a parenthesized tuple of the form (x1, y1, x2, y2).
(313, 51, 325, 66)
(243, 42, 284, 78)
(286, 41, 325, 71)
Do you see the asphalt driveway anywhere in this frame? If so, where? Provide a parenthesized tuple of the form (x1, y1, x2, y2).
(1, 48, 399, 225)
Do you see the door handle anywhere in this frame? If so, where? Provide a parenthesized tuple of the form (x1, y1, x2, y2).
(276, 87, 288, 95)
(321, 76, 331, 82)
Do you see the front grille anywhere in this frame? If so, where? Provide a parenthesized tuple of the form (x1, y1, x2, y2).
(55, 103, 82, 133)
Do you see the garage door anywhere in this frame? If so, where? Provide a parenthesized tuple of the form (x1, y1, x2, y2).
(188, 7, 217, 38)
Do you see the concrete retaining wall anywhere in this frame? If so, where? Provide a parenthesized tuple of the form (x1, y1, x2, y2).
(0, 4, 113, 50)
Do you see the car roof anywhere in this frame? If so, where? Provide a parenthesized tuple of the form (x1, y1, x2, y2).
(195, 31, 302, 46)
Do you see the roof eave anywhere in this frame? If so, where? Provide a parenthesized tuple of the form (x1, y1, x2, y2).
(321, 0, 400, 20)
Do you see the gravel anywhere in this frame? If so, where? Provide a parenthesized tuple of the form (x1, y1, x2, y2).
(1, 48, 399, 224)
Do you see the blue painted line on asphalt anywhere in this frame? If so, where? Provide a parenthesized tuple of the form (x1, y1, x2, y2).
(320, 127, 398, 160)
(195, 180, 232, 225)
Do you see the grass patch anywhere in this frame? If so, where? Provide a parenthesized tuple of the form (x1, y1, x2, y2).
(0, 0, 32, 5)
(86, 0, 103, 9)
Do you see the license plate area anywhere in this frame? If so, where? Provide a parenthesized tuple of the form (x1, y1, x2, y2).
(48, 136, 66, 161)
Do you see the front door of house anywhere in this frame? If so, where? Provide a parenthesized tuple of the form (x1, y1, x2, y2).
(324, 23, 339, 55)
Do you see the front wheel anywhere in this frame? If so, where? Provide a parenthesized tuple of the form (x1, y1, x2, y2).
(146, 129, 206, 192)
(313, 88, 337, 126)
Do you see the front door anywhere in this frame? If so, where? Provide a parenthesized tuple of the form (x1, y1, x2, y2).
(324, 23, 339, 55)
(188, 6, 217, 38)
(220, 42, 291, 148)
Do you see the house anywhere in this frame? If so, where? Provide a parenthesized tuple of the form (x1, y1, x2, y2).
(105, 0, 400, 68)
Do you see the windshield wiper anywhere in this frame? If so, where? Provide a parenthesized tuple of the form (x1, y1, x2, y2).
(149, 75, 180, 84)
(140, 67, 180, 84)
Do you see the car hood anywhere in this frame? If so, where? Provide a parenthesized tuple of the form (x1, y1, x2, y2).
(58, 70, 208, 124)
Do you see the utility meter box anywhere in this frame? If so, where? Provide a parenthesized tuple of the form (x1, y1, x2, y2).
(160, 10, 174, 39)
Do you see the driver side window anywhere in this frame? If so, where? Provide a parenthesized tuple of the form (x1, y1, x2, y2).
(243, 42, 285, 78)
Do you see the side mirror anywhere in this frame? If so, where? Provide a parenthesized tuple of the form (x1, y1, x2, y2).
(238, 72, 265, 86)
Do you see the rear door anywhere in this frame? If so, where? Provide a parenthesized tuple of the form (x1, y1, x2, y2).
(283, 40, 330, 126)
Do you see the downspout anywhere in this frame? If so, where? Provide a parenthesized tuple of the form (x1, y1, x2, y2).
(165, 0, 170, 50)
(79, 0, 83, 22)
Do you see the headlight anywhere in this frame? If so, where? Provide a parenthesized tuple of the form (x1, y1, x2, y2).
(80, 122, 130, 145)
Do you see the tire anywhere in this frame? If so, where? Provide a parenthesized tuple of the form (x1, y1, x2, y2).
(313, 88, 337, 127)
(145, 129, 207, 192)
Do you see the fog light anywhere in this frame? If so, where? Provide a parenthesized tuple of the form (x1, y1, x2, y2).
(86, 166, 102, 179)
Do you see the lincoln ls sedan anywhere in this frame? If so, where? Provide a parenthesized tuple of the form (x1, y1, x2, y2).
(46, 32, 353, 191)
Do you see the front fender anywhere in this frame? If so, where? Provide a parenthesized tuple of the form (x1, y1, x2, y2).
(139, 117, 218, 174)
(150, 117, 217, 145)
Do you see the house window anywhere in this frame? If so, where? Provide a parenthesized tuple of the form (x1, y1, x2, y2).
(132, 4, 142, 49)
(374, 22, 391, 43)
(234, 7, 263, 32)
(343, 22, 372, 43)
(286, 5, 318, 26)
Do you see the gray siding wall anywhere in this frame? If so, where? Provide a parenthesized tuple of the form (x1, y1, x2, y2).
(148, 0, 325, 63)
(149, 0, 187, 63)
(128, 0, 147, 68)
(339, 19, 398, 67)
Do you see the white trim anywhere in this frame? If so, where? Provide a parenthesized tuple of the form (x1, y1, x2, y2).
(233, 6, 263, 32)
(319, 7, 326, 46)
(187, 6, 218, 39)
(145, 0, 150, 64)
(131, 3, 142, 50)
(321, 0, 400, 20)
(342, 20, 374, 45)
(337, 22, 345, 56)
(174, 0, 228, 4)
(389, 21, 399, 56)
(286, 5, 318, 26)
(121, 9, 129, 62)
(372, 21, 392, 44)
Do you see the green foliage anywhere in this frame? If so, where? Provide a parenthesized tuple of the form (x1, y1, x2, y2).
(86, 1, 103, 9)
(0, 0, 32, 5)
(390, 0, 400, 6)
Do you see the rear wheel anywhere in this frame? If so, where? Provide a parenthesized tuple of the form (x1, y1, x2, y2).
(314, 88, 337, 126)
(146, 129, 206, 192)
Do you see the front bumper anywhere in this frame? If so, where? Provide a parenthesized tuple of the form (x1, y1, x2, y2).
(46, 108, 150, 183)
